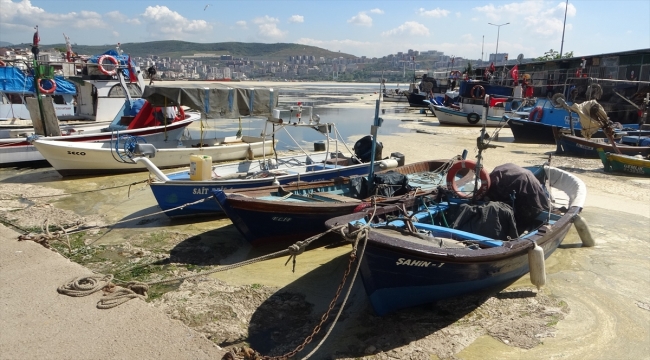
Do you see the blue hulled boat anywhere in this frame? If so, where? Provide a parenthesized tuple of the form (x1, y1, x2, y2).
(212, 159, 454, 245)
(325, 165, 588, 315)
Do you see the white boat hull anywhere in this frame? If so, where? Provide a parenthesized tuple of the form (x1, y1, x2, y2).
(0, 115, 197, 165)
(432, 105, 509, 127)
(33, 135, 277, 176)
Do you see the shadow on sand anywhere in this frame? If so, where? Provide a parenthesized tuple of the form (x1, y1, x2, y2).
(244, 253, 521, 358)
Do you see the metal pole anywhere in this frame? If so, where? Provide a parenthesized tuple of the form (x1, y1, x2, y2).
(560, 0, 569, 58)
(481, 35, 484, 62)
(488, 23, 509, 65)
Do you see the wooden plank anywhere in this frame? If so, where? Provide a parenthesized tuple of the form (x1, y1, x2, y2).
(312, 192, 361, 203)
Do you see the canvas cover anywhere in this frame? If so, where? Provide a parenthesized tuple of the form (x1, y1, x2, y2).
(0, 66, 76, 95)
(142, 83, 278, 118)
(486, 163, 549, 231)
(451, 202, 518, 241)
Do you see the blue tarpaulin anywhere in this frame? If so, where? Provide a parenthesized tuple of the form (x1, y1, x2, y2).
(0, 66, 76, 95)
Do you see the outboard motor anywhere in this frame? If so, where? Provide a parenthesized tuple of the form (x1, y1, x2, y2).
(353, 135, 383, 163)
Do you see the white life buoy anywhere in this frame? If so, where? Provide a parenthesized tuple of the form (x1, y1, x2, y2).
(97, 55, 119, 76)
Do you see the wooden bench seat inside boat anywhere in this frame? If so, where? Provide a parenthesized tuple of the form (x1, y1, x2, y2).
(311, 192, 361, 203)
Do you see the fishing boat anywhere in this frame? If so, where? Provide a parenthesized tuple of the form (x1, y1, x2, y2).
(1, 103, 196, 165)
(553, 127, 650, 158)
(402, 73, 448, 108)
(430, 81, 523, 127)
(0, 41, 170, 165)
(597, 148, 650, 176)
(1, 46, 148, 131)
(324, 163, 590, 315)
(506, 93, 641, 144)
(132, 84, 388, 217)
(0, 65, 77, 125)
(32, 126, 272, 177)
(213, 158, 458, 245)
(381, 82, 407, 103)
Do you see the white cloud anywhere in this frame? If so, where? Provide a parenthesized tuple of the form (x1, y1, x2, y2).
(418, 7, 450, 18)
(348, 12, 372, 27)
(235, 20, 247, 28)
(370, 8, 384, 14)
(141, 6, 212, 39)
(381, 21, 430, 37)
(105, 11, 140, 25)
(471, 1, 577, 40)
(0, 0, 109, 30)
(288, 15, 304, 23)
(253, 15, 279, 24)
(252, 15, 286, 40)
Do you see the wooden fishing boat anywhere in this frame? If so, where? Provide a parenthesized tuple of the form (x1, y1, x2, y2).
(597, 148, 650, 176)
(324, 165, 590, 316)
(553, 127, 650, 158)
(213, 159, 455, 245)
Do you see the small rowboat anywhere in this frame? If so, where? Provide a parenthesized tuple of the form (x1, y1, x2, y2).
(597, 148, 650, 176)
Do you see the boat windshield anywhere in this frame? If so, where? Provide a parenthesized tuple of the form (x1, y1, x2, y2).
(108, 83, 142, 98)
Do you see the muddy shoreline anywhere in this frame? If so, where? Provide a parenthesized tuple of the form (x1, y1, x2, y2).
(1, 93, 648, 359)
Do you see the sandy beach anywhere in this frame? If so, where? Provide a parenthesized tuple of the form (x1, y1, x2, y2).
(1, 84, 649, 359)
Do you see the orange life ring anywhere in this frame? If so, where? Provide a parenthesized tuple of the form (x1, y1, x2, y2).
(38, 78, 56, 94)
(97, 55, 119, 76)
(471, 85, 485, 99)
(529, 106, 543, 122)
(445, 160, 490, 199)
(0, 60, 6, 67)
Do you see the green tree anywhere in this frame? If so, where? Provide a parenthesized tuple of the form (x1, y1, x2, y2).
(535, 49, 574, 61)
(464, 62, 473, 76)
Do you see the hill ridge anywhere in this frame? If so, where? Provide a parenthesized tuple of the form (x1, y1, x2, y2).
(6, 40, 357, 61)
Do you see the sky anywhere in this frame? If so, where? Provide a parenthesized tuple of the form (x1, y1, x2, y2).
(1, 0, 649, 60)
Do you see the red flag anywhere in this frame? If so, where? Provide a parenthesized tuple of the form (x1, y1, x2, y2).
(489, 62, 496, 73)
(509, 64, 519, 80)
(127, 55, 137, 83)
(489, 97, 507, 107)
(33, 27, 40, 47)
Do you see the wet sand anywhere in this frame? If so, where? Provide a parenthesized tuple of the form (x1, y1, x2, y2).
(0, 88, 649, 359)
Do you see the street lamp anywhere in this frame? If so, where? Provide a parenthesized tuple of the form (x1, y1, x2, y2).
(488, 22, 509, 64)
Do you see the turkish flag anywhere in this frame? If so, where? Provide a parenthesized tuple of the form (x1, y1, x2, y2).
(489, 62, 496, 73)
(509, 64, 519, 80)
(127, 56, 137, 83)
(489, 97, 507, 107)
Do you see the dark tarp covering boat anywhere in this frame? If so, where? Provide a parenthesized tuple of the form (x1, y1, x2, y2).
(141, 83, 278, 118)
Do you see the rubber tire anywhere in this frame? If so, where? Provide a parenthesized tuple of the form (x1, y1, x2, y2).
(467, 112, 480, 124)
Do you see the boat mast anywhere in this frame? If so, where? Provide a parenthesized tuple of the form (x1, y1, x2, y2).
(31, 25, 47, 132)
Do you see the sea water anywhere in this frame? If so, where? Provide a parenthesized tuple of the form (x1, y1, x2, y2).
(184, 84, 415, 151)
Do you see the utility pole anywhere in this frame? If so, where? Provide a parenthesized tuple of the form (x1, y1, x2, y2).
(488, 22, 509, 65)
(560, 0, 569, 58)
(481, 35, 484, 62)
